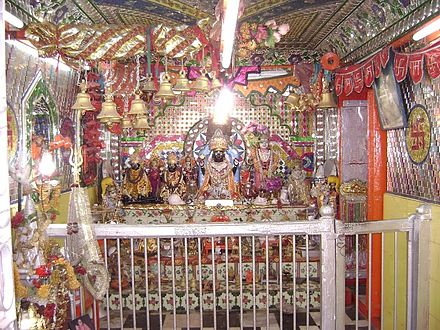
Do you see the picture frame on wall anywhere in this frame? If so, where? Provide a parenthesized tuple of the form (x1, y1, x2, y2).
(373, 58, 407, 130)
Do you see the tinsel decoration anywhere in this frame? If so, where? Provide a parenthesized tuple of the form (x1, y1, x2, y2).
(66, 187, 109, 300)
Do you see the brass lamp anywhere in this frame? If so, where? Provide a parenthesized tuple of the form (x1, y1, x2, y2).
(155, 73, 175, 100)
(318, 78, 337, 108)
(193, 69, 210, 93)
(129, 91, 147, 115)
(72, 80, 94, 112)
(96, 91, 122, 123)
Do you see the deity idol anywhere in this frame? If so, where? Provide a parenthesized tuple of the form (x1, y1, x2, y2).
(251, 133, 280, 193)
(159, 152, 186, 203)
(197, 129, 239, 200)
(147, 156, 162, 200)
(121, 151, 152, 203)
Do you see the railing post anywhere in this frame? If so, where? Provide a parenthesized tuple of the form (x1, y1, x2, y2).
(320, 205, 337, 330)
(408, 204, 431, 330)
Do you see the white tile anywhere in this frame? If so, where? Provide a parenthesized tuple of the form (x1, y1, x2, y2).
(242, 311, 278, 327)
(310, 311, 321, 326)
(299, 326, 320, 330)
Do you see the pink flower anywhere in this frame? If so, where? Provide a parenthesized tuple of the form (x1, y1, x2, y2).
(278, 24, 290, 35)
(255, 25, 268, 43)
(273, 32, 282, 43)
(265, 20, 277, 29)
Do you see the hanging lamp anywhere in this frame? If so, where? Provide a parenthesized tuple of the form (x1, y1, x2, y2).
(72, 80, 94, 112)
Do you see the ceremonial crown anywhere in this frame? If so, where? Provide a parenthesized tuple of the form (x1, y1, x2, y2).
(167, 152, 178, 165)
(209, 129, 228, 151)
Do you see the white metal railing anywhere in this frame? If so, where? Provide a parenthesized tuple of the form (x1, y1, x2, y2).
(46, 204, 431, 330)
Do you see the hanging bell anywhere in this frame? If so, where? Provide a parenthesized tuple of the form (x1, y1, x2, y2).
(72, 80, 94, 112)
(318, 92, 338, 108)
(155, 74, 175, 100)
(121, 115, 132, 129)
(142, 75, 157, 93)
(193, 69, 210, 93)
(284, 93, 300, 108)
(173, 70, 191, 92)
(97, 91, 122, 123)
(129, 91, 147, 115)
(133, 115, 150, 130)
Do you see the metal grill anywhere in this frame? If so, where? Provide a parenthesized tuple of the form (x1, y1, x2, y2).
(46, 205, 431, 330)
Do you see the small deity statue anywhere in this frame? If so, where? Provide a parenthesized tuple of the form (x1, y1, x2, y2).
(122, 151, 152, 203)
(147, 156, 162, 200)
(159, 152, 186, 203)
(197, 129, 239, 200)
(251, 133, 280, 193)
(287, 159, 309, 205)
(182, 155, 198, 201)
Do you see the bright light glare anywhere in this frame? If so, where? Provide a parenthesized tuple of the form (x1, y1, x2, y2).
(221, 0, 240, 69)
(39, 151, 56, 177)
(4, 10, 24, 28)
(213, 88, 234, 125)
(413, 19, 440, 41)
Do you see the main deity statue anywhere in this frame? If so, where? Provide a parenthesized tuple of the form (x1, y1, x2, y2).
(197, 129, 239, 200)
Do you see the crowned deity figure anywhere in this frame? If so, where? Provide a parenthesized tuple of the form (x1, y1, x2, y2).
(287, 159, 309, 205)
(122, 151, 152, 203)
(147, 156, 162, 199)
(251, 133, 280, 193)
(159, 152, 186, 202)
(197, 129, 239, 200)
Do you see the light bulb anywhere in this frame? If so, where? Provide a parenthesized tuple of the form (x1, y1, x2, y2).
(39, 151, 56, 177)
(413, 18, 440, 41)
(220, 0, 240, 68)
(213, 88, 234, 125)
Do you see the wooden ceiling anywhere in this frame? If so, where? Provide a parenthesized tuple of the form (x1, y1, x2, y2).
(6, 0, 438, 63)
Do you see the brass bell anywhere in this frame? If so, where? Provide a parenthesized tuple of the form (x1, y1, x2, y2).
(318, 92, 338, 108)
(173, 70, 191, 92)
(129, 92, 147, 115)
(318, 77, 338, 108)
(142, 75, 157, 93)
(72, 80, 94, 112)
(121, 115, 132, 129)
(193, 69, 210, 93)
(210, 72, 223, 90)
(284, 93, 300, 107)
(133, 115, 149, 130)
(97, 91, 122, 123)
(155, 74, 175, 100)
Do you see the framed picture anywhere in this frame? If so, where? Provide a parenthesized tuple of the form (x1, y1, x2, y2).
(373, 56, 407, 130)
(69, 314, 95, 330)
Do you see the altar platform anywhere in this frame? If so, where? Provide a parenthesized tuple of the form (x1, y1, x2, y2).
(118, 204, 311, 225)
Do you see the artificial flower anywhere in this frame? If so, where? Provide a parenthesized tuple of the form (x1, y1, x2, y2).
(278, 23, 290, 35)
(11, 211, 25, 228)
(43, 303, 56, 319)
(37, 284, 50, 299)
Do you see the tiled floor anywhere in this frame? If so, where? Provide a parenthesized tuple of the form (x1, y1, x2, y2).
(99, 307, 370, 329)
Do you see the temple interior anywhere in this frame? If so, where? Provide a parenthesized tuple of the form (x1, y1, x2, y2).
(1, 0, 440, 329)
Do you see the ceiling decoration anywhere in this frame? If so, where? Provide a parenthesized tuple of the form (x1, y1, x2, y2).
(7, 0, 439, 63)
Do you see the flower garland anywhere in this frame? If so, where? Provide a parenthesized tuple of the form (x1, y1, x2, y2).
(237, 20, 290, 58)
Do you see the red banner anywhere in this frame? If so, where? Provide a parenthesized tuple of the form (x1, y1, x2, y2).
(343, 74, 354, 96)
(363, 60, 375, 87)
(380, 47, 390, 68)
(334, 74, 343, 96)
(425, 48, 440, 80)
(408, 53, 424, 84)
(334, 42, 440, 96)
(394, 53, 409, 82)
(353, 68, 364, 93)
